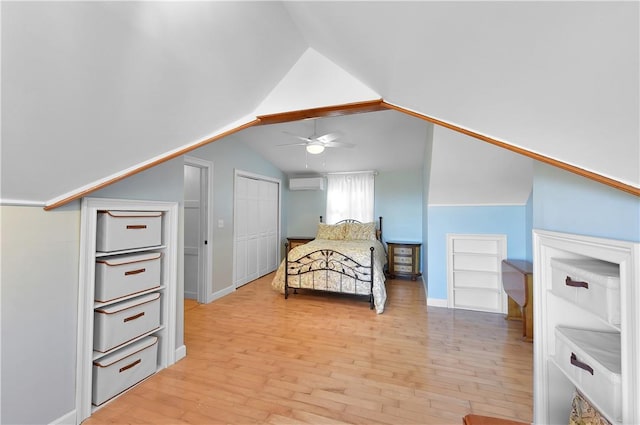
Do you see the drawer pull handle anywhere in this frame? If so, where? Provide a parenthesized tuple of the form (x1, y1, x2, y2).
(124, 312, 145, 322)
(125, 268, 146, 276)
(570, 352, 594, 375)
(119, 359, 141, 373)
(126, 224, 147, 230)
(565, 276, 589, 289)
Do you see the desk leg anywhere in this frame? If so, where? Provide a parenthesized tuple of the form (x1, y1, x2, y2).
(505, 296, 523, 321)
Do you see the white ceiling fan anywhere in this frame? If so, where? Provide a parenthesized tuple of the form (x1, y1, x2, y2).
(278, 119, 354, 154)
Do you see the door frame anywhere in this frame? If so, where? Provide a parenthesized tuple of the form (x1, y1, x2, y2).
(232, 169, 282, 289)
(184, 156, 215, 303)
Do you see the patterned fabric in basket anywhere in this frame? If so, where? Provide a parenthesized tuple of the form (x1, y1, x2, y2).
(569, 390, 612, 425)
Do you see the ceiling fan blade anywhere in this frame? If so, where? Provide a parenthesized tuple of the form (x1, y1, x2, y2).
(276, 142, 309, 147)
(282, 131, 312, 143)
(323, 141, 355, 148)
(315, 132, 342, 144)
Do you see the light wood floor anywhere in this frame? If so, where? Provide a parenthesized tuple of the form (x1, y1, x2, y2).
(85, 273, 533, 424)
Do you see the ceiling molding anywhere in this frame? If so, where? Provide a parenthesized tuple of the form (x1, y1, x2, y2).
(43, 98, 638, 211)
(43, 119, 261, 211)
(256, 99, 388, 125)
(381, 101, 640, 198)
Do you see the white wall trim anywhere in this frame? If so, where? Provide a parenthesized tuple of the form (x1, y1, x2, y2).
(48, 409, 76, 425)
(428, 203, 528, 207)
(175, 345, 187, 362)
(427, 298, 448, 308)
(0, 199, 46, 207)
(208, 284, 236, 304)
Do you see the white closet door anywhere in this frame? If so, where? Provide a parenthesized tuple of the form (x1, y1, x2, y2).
(234, 175, 279, 288)
(258, 180, 278, 276)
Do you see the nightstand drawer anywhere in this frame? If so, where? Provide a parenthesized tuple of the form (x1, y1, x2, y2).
(394, 255, 413, 264)
(394, 264, 413, 273)
(394, 247, 413, 256)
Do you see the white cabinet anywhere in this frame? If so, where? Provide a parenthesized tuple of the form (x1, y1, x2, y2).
(447, 234, 507, 313)
(75, 198, 179, 424)
(533, 230, 640, 425)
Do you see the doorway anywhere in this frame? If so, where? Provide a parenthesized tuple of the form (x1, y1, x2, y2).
(184, 157, 214, 303)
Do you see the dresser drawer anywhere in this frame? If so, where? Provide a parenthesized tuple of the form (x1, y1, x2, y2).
(97, 211, 162, 252)
(551, 258, 620, 326)
(94, 293, 161, 352)
(95, 252, 162, 303)
(92, 335, 158, 406)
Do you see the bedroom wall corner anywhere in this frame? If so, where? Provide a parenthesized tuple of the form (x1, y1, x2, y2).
(1, 204, 80, 425)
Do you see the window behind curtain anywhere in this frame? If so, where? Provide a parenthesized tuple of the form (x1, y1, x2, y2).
(325, 172, 375, 223)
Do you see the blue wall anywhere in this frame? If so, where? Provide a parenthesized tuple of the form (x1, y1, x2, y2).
(286, 168, 424, 245)
(427, 204, 530, 300)
(375, 168, 423, 243)
(533, 163, 640, 242)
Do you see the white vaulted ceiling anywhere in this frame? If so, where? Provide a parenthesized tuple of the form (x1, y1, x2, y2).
(1, 1, 638, 206)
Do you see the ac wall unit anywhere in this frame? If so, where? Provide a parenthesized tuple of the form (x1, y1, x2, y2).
(289, 177, 325, 191)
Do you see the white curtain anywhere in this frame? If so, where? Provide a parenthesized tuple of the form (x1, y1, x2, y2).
(325, 172, 375, 224)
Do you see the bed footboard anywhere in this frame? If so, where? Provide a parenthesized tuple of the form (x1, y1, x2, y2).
(284, 245, 376, 309)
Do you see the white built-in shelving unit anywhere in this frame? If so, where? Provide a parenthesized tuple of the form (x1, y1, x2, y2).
(533, 229, 640, 425)
(447, 233, 507, 313)
(75, 198, 179, 424)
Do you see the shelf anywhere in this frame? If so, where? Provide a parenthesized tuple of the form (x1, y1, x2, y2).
(94, 286, 166, 309)
(95, 245, 166, 258)
(452, 251, 500, 257)
(453, 268, 499, 274)
(549, 357, 620, 425)
(92, 325, 165, 361)
(547, 289, 621, 332)
(453, 286, 501, 292)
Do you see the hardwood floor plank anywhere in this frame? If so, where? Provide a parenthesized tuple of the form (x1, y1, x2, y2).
(85, 273, 533, 424)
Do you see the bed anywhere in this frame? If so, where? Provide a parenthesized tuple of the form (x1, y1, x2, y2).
(271, 217, 387, 313)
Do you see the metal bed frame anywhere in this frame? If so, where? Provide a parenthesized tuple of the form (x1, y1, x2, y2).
(283, 217, 383, 310)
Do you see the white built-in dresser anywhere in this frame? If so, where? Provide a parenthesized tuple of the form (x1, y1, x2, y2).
(75, 198, 179, 424)
(533, 230, 640, 425)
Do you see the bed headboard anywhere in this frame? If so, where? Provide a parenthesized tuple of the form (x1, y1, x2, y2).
(319, 216, 383, 240)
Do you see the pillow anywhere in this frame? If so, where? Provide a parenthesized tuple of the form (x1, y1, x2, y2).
(316, 223, 346, 240)
(344, 222, 377, 241)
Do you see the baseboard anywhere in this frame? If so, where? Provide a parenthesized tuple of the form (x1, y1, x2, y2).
(427, 298, 448, 308)
(206, 285, 235, 303)
(48, 409, 76, 425)
(175, 344, 187, 362)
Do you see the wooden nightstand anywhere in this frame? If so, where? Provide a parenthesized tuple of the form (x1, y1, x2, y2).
(286, 236, 314, 252)
(387, 241, 422, 280)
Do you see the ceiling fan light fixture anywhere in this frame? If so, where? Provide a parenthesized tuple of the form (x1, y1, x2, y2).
(306, 144, 325, 154)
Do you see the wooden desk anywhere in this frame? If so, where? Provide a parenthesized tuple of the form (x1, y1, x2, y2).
(501, 259, 533, 342)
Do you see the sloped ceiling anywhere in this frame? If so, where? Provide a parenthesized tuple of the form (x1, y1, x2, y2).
(1, 1, 306, 204)
(1, 1, 638, 206)
(284, 1, 639, 188)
